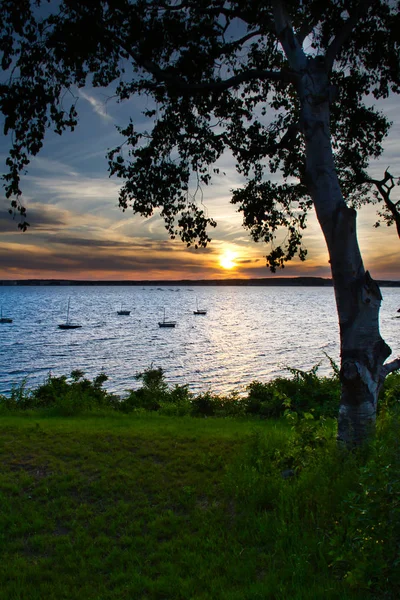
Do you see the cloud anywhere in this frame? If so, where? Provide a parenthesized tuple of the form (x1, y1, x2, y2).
(0, 85, 398, 282)
(28, 156, 80, 177)
(79, 90, 114, 122)
(236, 258, 261, 265)
(0, 203, 68, 233)
(0, 238, 212, 279)
(25, 174, 121, 204)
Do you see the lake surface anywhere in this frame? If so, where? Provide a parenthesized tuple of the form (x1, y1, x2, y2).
(0, 285, 399, 396)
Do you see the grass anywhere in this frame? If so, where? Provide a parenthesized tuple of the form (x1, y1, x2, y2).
(1, 414, 288, 600)
(0, 369, 399, 599)
(0, 412, 372, 599)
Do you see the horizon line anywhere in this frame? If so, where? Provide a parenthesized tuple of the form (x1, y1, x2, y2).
(1, 276, 399, 287)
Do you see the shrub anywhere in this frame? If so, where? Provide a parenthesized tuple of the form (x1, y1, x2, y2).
(379, 372, 400, 411)
(159, 384, 192, 416)
(244, 381, 289, 418)
(30, 374, 71, 409)
(119, 367, 169, 412)
(329, 405, 400, 596)
(276, 364, 339, 418)
(190, 392, 218, 416)
(214, 391, 248, 417)
(242, 363, 340, 420)
(0, 378, 31, 411)
(283, 407, 336, 471)
(224, 411, 340, 517)
(0, 371, 120, 414)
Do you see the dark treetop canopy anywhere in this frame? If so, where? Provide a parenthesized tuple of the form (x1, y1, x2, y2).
(1, 0, 399, 269)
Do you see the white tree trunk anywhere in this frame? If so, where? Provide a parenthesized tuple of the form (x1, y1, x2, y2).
(298, 59, 396, 446)
(271, 4, 400, 446)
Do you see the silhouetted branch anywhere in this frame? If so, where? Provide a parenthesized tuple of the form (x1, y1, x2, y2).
(364, 169, 400, 238)
(296, 5, 324, 45)
(325, 0, 374, 70)
(116, 33, 292, 93)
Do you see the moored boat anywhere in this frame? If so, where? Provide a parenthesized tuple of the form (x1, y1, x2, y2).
(58, 298, 82, 329)
(0, 307, 12, 323)
(158, 308, 176, 328)
(193, 298, 207, 315)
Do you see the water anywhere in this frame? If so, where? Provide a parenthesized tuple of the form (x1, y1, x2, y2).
(0, 285, 399, 396)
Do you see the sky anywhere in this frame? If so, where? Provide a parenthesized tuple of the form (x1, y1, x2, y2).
(0, 74, 399, 281)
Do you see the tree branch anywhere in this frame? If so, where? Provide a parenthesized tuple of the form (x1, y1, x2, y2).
(115, 34, 292, 93)
(296, 6, 325, 46)
(222, 121, 300, 162)
(363, 169, 400, 238)
(271, 0, 307, 71)
(168, 68, 291, 92)
(381, 358, 400, 378)
(264, 121, 300, 155)
(325, 0, 375, 71)
(219, 30, 262, 56)
(296, 21, 316, 46)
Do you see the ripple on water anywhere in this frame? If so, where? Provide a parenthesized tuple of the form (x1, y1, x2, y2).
(0, 285, 399, 395)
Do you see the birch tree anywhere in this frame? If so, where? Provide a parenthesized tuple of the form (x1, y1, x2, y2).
(1, 0, 400, 445)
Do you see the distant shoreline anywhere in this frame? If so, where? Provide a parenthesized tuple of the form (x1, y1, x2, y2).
(1, 277, 399, 287)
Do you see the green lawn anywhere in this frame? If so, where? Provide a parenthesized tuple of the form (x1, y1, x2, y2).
(0, 412, 388, 599)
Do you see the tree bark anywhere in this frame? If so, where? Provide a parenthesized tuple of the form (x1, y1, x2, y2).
(299, 58, 394, 446)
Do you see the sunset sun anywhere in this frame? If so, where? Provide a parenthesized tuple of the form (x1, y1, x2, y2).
(219, 250, 237, 270)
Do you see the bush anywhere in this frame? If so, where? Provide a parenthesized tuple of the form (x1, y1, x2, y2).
(190, 391, 218, 416)
(242, 363, 340, 420)
(7, 358, 397, 423)
(379, 372, 400, 411)
(119, 367, 168, 412)
(0, 371, 120, 414)
(244, 380, 289, 418)
(283, 407, 336, 472)
(279, 364, 340, 418)
(159, 384, 192, 416)
(224, 411, 342, 518)
(0, 362, 342, 419)
(30, 374, 70, 409)
(120, 367, 192, 413)
(116, 360, 342, 419)
(0, 378, 31, 411)
(329, 406, 400, 596)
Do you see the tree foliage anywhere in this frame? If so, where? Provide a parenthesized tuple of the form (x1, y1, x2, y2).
(0, 0, 399, 267)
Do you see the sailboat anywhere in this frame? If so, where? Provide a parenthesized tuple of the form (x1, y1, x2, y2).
(117, 302, 131, 316)
(58, 298, 82, 330)
(158, 308, 176, 328)
(193, 298, 207, 315)
(0, 307, 12, 323)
